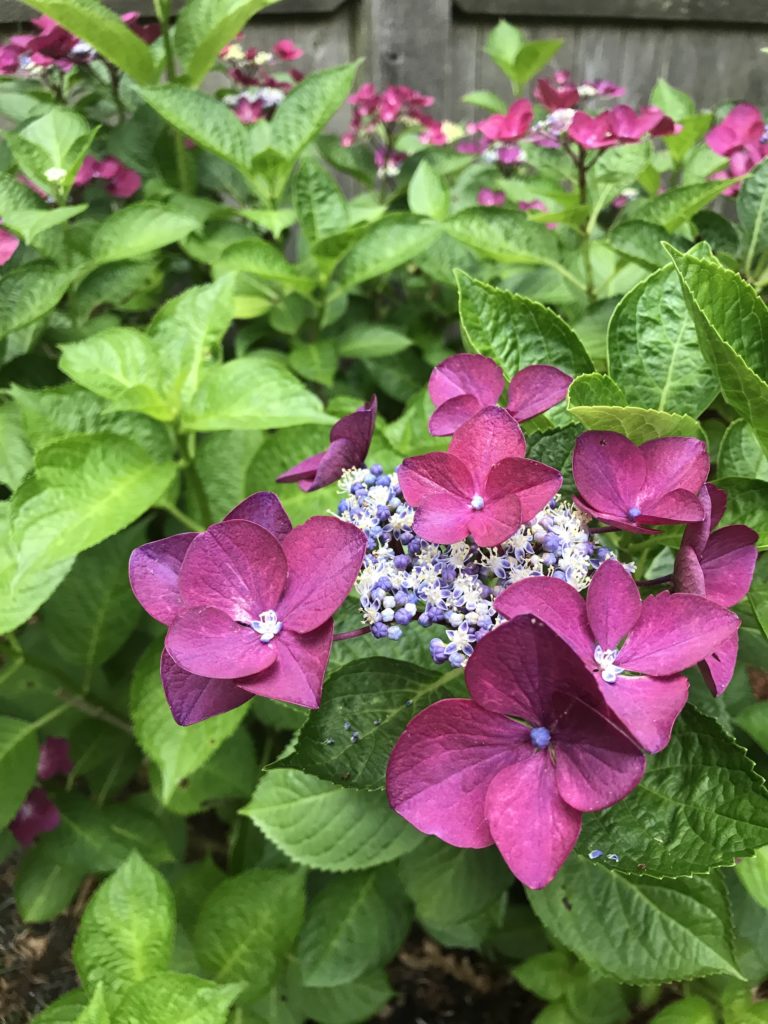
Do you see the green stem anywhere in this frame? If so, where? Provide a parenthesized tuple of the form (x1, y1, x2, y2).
(160, 501, 205, 533)
(14, 654, 133, 735)
(153, 0, 193, 192)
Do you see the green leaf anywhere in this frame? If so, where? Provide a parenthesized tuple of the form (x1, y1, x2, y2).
(15, 843, 83, 923)
(736, 845, 768, 910)
(287, 966, 393, 1024)
(337, 324, 412, 359)
(130, 646, 249, 806)
(407, 161, 450, 221)
(444, 209, 562, 270)
(607, 263, 718, 415)
(649, 996, 717, 1024)
(154, 727, 257, 816)
(334, 215, 440, 289)
(608, 221, 685, 270)
(11, 433, 177, 571)
(293, 157, 350, 246)
(217, 238, 314, 287)
(49, 794, 175, 873)
(0, 715, 39, 831)
(139, 85, 253, 175)
(42, 525, 143, 678)
(2, 204, 88, 246)
(528, 859, 742, 983)
(0, 404, 32, 491)
(270, 62, 361, 168)
(180, 354, 330, 431)
(297, 867, 411, 987)
(567, 372, 704, 443)
(111, 973, 243, 1024)
(174, 0, 279, 86)
(194, 868, 305, 994)
(30, 991, 89, 1023)
(625, 181, 735, 231)
(399, 838, 510, 949)
(242, 768, 423, 871)
(8, 108, 95, 198)
(650, 79, 696, 121)
(457, 270, 592, 376)
(593, 140, 652, 193)
(510, 38, 563, 89)
(90, 204, 199, 265)
(76, 984, 110, 1024)
(484, 19, 523, 72)
(191, 430, 265, 523)
(461, 89, 507, 113)
(738, 158, 768, 274)
(0, 504, 74, 634)
(718, 421, 768, 482)
(512, 951, 573, 1001)
(668, 246, 768, 457)
(73, 851, 175, 994)
(283, 658, 458, 790)
(578, 707, 768, 877)
(0, 262, 72, 336)
(715, 478, 768, 550)
(22, 0, 157, 83)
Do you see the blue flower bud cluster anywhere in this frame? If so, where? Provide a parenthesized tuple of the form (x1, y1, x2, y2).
(337, 466, 614, 667)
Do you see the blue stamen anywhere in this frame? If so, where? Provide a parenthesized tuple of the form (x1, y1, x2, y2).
(530, 726, 551, 749)
(627, 506, 641, 520)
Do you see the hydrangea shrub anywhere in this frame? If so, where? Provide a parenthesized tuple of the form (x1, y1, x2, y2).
(0, 3, 767, 1023)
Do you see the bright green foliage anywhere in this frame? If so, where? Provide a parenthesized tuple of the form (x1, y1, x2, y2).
(242, 769, 423, 871)
(567, 373, 704, 443)
(193, 868, 305, 994)
(73, 852, 175, 994)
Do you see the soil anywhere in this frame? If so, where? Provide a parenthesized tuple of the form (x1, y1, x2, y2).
(378, 935, 543, 1024)
(0, 858, 84, 1024)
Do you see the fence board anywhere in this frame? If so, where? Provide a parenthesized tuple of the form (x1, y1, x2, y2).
(455, 0, 768, 25)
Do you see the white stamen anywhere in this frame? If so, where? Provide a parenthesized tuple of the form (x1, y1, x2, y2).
(593, 644, 623, 683)
(251, 609, 282, 643)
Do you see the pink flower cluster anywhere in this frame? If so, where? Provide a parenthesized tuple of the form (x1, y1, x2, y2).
(342, 83, 447, 177)
(384, 354, 756, 889)
(706, 104, 768, 195)
(219, 37, 304, 124)
(0, 13, 159, 76)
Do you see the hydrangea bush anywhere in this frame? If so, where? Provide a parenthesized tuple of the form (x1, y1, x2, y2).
(1, 3, 768, 1023)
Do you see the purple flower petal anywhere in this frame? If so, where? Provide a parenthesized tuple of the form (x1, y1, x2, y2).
(468, 492, 523, 548)
(701, 631, 740, 696)
(276, 397, 377, 492)
(595, 672, 688, 753)
(485, 757, 581, 889)
(700, 526, 758, 607)
(428, 394, 483, 436)
(237, 622, 333, 709)
(618, 592, 739, 676)
(412, 492, 474, 544)
(638, 488, 706, 526)
(128, 533, 196, 625)
(506, 365, 572, 422)
(37, 738, 73, 780)
(225, 491, 292, 538)
(466, 618, 600, 724)
(387, 698, 529, 848)
(494, 576, 594, 664)
(674, 544, 707, 597)
(277, 517, 366, 633)
(486, 457, 562, 524)
(573, 431, 646, 520)
(160, 648, 252, 726)
(167, 606, 279, 679)
(449, 407, 526, 486)
(428, 353, 504, 409)
(398, 452, 474, 506)
(178, 520, 287, 618)
(552, 692, 645, 812)
(586, 559, 641, 650)
(638, 437, 710, 503)
(11, 788, 60, 847)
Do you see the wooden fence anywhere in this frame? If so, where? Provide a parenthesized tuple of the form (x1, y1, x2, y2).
(2, 0, 768, 117)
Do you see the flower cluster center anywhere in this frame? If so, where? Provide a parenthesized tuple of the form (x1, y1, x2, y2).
(593, 644, 623, 683)
(251, 609, 282, 643)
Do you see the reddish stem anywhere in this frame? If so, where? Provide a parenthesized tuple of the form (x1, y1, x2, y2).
(333, 626, 371, 642)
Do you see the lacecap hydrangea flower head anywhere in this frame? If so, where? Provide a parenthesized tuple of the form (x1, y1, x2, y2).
(127, 350, 758, 889)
